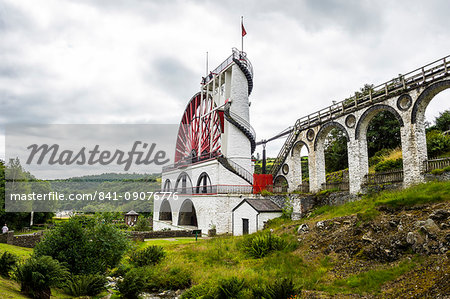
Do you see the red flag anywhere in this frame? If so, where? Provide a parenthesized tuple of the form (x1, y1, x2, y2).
(241, 22, 247, 37)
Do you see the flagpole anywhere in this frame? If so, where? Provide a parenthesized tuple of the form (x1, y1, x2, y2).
(206, 51, 208, 76)
(241, 16, 244, 53)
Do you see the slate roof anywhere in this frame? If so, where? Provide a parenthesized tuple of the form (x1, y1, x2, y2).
(233, 199, 282, 213)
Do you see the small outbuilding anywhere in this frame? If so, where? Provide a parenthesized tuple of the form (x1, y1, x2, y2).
(124, 210, 139, 226)
(232, 199, 282, 236)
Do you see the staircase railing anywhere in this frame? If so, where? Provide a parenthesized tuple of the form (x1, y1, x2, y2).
(227, 109, 256, 141)
(217, 155, 253, 185)
(224, 104, 256, 154)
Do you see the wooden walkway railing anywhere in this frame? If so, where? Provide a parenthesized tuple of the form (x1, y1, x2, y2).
(321, 182, 349, 191)
(271, 55, 450, 176)
(364, 169, 404, 185)
(423, 157, 450, 172)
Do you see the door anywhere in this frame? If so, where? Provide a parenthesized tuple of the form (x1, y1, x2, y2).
(242, 218, 249, 235)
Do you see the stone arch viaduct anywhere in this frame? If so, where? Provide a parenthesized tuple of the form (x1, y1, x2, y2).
(271, 55, 450, 194)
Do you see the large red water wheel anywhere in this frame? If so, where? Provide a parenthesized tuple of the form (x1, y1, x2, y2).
(175, 92, 222, 163)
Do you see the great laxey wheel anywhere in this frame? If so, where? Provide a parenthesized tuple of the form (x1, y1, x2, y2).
(175, 92, 223, 164)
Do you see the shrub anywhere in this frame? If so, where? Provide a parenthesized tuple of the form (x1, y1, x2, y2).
(217, 277, 245, 299)
(132, 217, 151, 231)
(181, 282, 216, 299)
(260, 189, 274, 196)
(146, 266, 192, 291)
(427, 130, 450, 158)
(34, 217, 130, 274)
(368, 148, 391, 167)
(241, 232, 288, 258)
(129, 245, 166, 267)
(431, 168, 445, 175)
(444, 165, 450, 172)
(252, 278, 297, 299)
(0, 251, 18, 277)
(117, 267, 147, 299)
(374, 158, 403, 172)
(14, 255, 69, 299)
(63, 274, 107, 297)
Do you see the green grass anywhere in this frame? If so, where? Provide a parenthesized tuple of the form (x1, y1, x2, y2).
(327, 258, 418, 295)
(0, 244, 32, 259)
(308, 181, 450, 221)
(142, 237, 199, 247)
(0, 276, 28, 299)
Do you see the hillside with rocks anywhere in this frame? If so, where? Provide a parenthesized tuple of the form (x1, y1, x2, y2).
(274, 185, 450, 298)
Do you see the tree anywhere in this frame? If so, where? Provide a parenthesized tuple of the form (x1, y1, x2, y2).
(435, 109, 450, 132)
(0, 159, 53, 229)
(34, 217, 130, 274)
(324, 128, 348, 173)
(366, 111, 401, 157)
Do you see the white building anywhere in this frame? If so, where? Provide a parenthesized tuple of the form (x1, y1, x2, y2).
(232, 199, 282, 235)
(153, 48, 263, 235)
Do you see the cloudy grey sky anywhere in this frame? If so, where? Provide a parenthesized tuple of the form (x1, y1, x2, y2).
(1, 0, 450, 161)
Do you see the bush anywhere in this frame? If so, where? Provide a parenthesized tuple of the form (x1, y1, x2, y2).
(260, 189, 274, 196)
(117, 267, 147, 299)
(129, 245, 165, 267)
(133, 217, 151, 231)
(374, 158, 403, 172)
(181, 282, 216, 299)
(217, 276, 245, 299)
(14, 255, 69, 299)
(63, 274, 106, 297)
(252, 278, 297, 299)
(427, 130, 450, 158)
(34, 217, 130, 274)
(368, 149, 391, 167)
(431, 168, 445, 175)
(0, 251, 18, 277)
(146, 266, 192, 291)
(241, 232, 288, 258)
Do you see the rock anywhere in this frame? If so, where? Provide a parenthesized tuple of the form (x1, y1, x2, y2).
(415, 218, 439, 232)
(334, 221, 341, 225)
(407, 232, 416, 244)
(362, 233, 374, 242)
(316, 221, 325, 229)
(398, 225, 404, 232)
(343, 220, 352, 225)
(429, 209, 450, 221)
(297, 224, 309, 234)
(389, 221, 397, 227)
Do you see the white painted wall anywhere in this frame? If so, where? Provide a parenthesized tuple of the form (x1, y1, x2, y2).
(232, 201, 258, 236)
(258, 212, 282, 231)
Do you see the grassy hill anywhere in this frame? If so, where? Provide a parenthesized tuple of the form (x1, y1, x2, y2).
(0, 181, 449, 298)
(138, 181, 450, 298)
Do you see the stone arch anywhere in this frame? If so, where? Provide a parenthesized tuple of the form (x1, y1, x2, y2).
(411, 79, 450, 124)
(175, 172, 193, 194)
(355, 104, 404, 140)
(159, 199, 172, 221)
(178, 199, 198, 227)
(314, 121, 349, 151)
(291, 140, 309, 156)
(163, 179, 171, 191)
(196, 172, 212, 194)
(274, 175, 288, 193)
